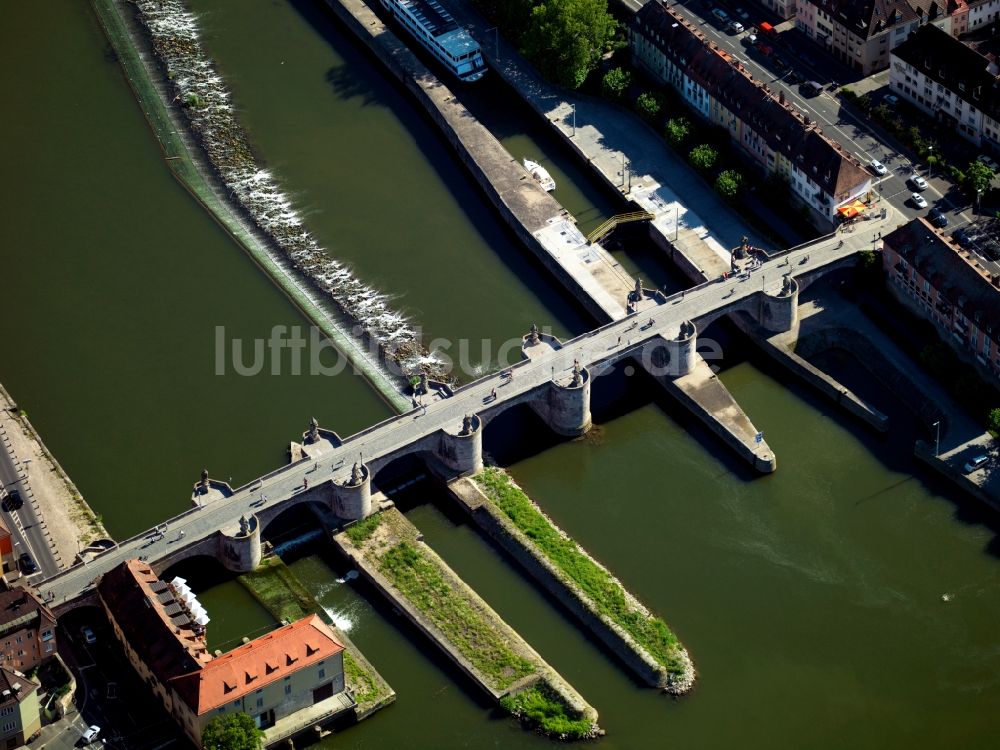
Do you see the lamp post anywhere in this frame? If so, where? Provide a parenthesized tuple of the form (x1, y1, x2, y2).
(927, 146, 934, 179)
(485, 26, 499, 63)
(932, 420, 940, 457)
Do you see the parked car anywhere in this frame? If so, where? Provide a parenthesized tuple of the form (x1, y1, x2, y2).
(711, 8, 730, 23)
(756, 42, 773, 56)
(728, 20, 745, 33)
(976, 154, 999, 172)
(909, 174, 928, 191)
(928, 207, 949, 228)
(964, 455, 990, 473)
(106, 682, 117, 700)
(743, 32, 758, 45)
(801, 80, 823, 96)
(869, 159, 887, 176)
(884, 94, 900, 105)
(772, 55, 790, 72)
(952, 227, 970, 245)
(911, 192, 928, 208)
(18, 553, 37, 575)
(80, 725, 101, 745)
(1, 490, 23, 512)
(80, 626, 97, 645)
(736, 7, 750, 19)
(787, 70, 803, 84)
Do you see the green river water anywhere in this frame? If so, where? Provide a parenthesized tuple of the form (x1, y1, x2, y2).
(1, 1, 999, 747)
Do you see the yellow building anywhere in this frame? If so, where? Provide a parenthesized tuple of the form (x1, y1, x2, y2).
(0, 667, 40, 749)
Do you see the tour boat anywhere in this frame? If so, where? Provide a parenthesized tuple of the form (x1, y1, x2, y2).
(378, 0, 487, 82)
(524, 158, 556, 192)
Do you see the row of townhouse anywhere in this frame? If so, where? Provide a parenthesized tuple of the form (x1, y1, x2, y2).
(631, 1, 871, 228)
(889, 23, 1000, 150)
(792, 0, 1000, 75)
(882, 218, 1000, 384)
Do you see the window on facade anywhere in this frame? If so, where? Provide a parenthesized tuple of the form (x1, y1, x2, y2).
(318, 669, 326, 679)
(256, 698, 264, 708)
(2, 722, 13, 733)
(285, 685, 292, 695)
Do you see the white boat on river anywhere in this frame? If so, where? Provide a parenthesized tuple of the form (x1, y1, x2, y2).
(523, 158, 556, 192)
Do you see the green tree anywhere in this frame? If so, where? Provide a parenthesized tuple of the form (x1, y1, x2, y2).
(988, 407, 1000, 434)
(714, 169, 743, 200)
(635, 92, 663, 123)
(521, 0, 618, 89)
(202, 713, 264, 750)
(664, 117, 691, 147)
(601, 67, 630, 100)
(688, 144, 718, 172)
(966, 160, 995, 198)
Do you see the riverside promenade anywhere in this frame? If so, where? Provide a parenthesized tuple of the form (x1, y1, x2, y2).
(444, 0, 889, 430)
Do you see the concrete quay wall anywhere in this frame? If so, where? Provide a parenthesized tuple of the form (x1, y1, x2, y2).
(320, 0, 616, 324)
(446, 476, 695, 694)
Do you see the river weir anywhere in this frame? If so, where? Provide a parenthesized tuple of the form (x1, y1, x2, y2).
(130, 0, 445, 383)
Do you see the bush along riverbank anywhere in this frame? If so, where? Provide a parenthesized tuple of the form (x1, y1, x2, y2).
(468, 467, 695, 694)
(334, 509, 600, 739)
(127, 0, 447, 381)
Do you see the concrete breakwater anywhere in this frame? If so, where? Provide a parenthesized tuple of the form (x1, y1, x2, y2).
(449, 469, 695, 694)
(332, 508, 600, 739)
(109, 0, 444, 387)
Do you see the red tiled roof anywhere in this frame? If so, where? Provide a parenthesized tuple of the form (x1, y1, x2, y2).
(170, 614, 343, 715)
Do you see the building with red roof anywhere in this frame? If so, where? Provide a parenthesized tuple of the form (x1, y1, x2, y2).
(98, 560, 349, 747)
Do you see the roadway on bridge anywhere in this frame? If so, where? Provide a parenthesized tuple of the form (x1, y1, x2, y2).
(38, 217, 892, 607)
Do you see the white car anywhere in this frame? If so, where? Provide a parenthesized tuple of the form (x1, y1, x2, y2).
(869, 159, 887, 176)
(911, 192, 927, 208)
(81, 725, 101, 745)
(910, 175, 928, 191)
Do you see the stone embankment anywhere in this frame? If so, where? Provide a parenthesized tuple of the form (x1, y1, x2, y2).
(333, 508, 600, 739)
(93, 0, 436, 406)
(449, 469, 695, 694)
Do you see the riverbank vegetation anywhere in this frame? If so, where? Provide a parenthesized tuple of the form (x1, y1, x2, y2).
(474, 468, 689, 679)
(501, 682, 596, 740)
(378, 540, 536, 689)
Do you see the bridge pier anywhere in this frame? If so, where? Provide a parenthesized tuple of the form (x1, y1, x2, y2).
(757, 276, 799, 334)
(438, 414, 483, 476)
(647, 321, 697, 378)
(218, 513, 262, 573)
(332, 463, 372, 520)
(532, 365, 592, 437)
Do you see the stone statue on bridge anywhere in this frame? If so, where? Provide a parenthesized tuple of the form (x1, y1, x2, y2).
(351, 462, 365, 487)
(528, 323, 540, 345)
(572, 361, 583, 387)
(199, 469, 209, 494)
(306, 417, 320, 444)
(461, 414, 474, 436)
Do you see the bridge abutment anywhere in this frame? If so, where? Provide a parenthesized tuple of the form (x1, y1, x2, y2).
(757, 276, 799, 334)
(532, 365, 592, 437)
(332, 463, 372, 520)
(437, 414, 483, 476)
